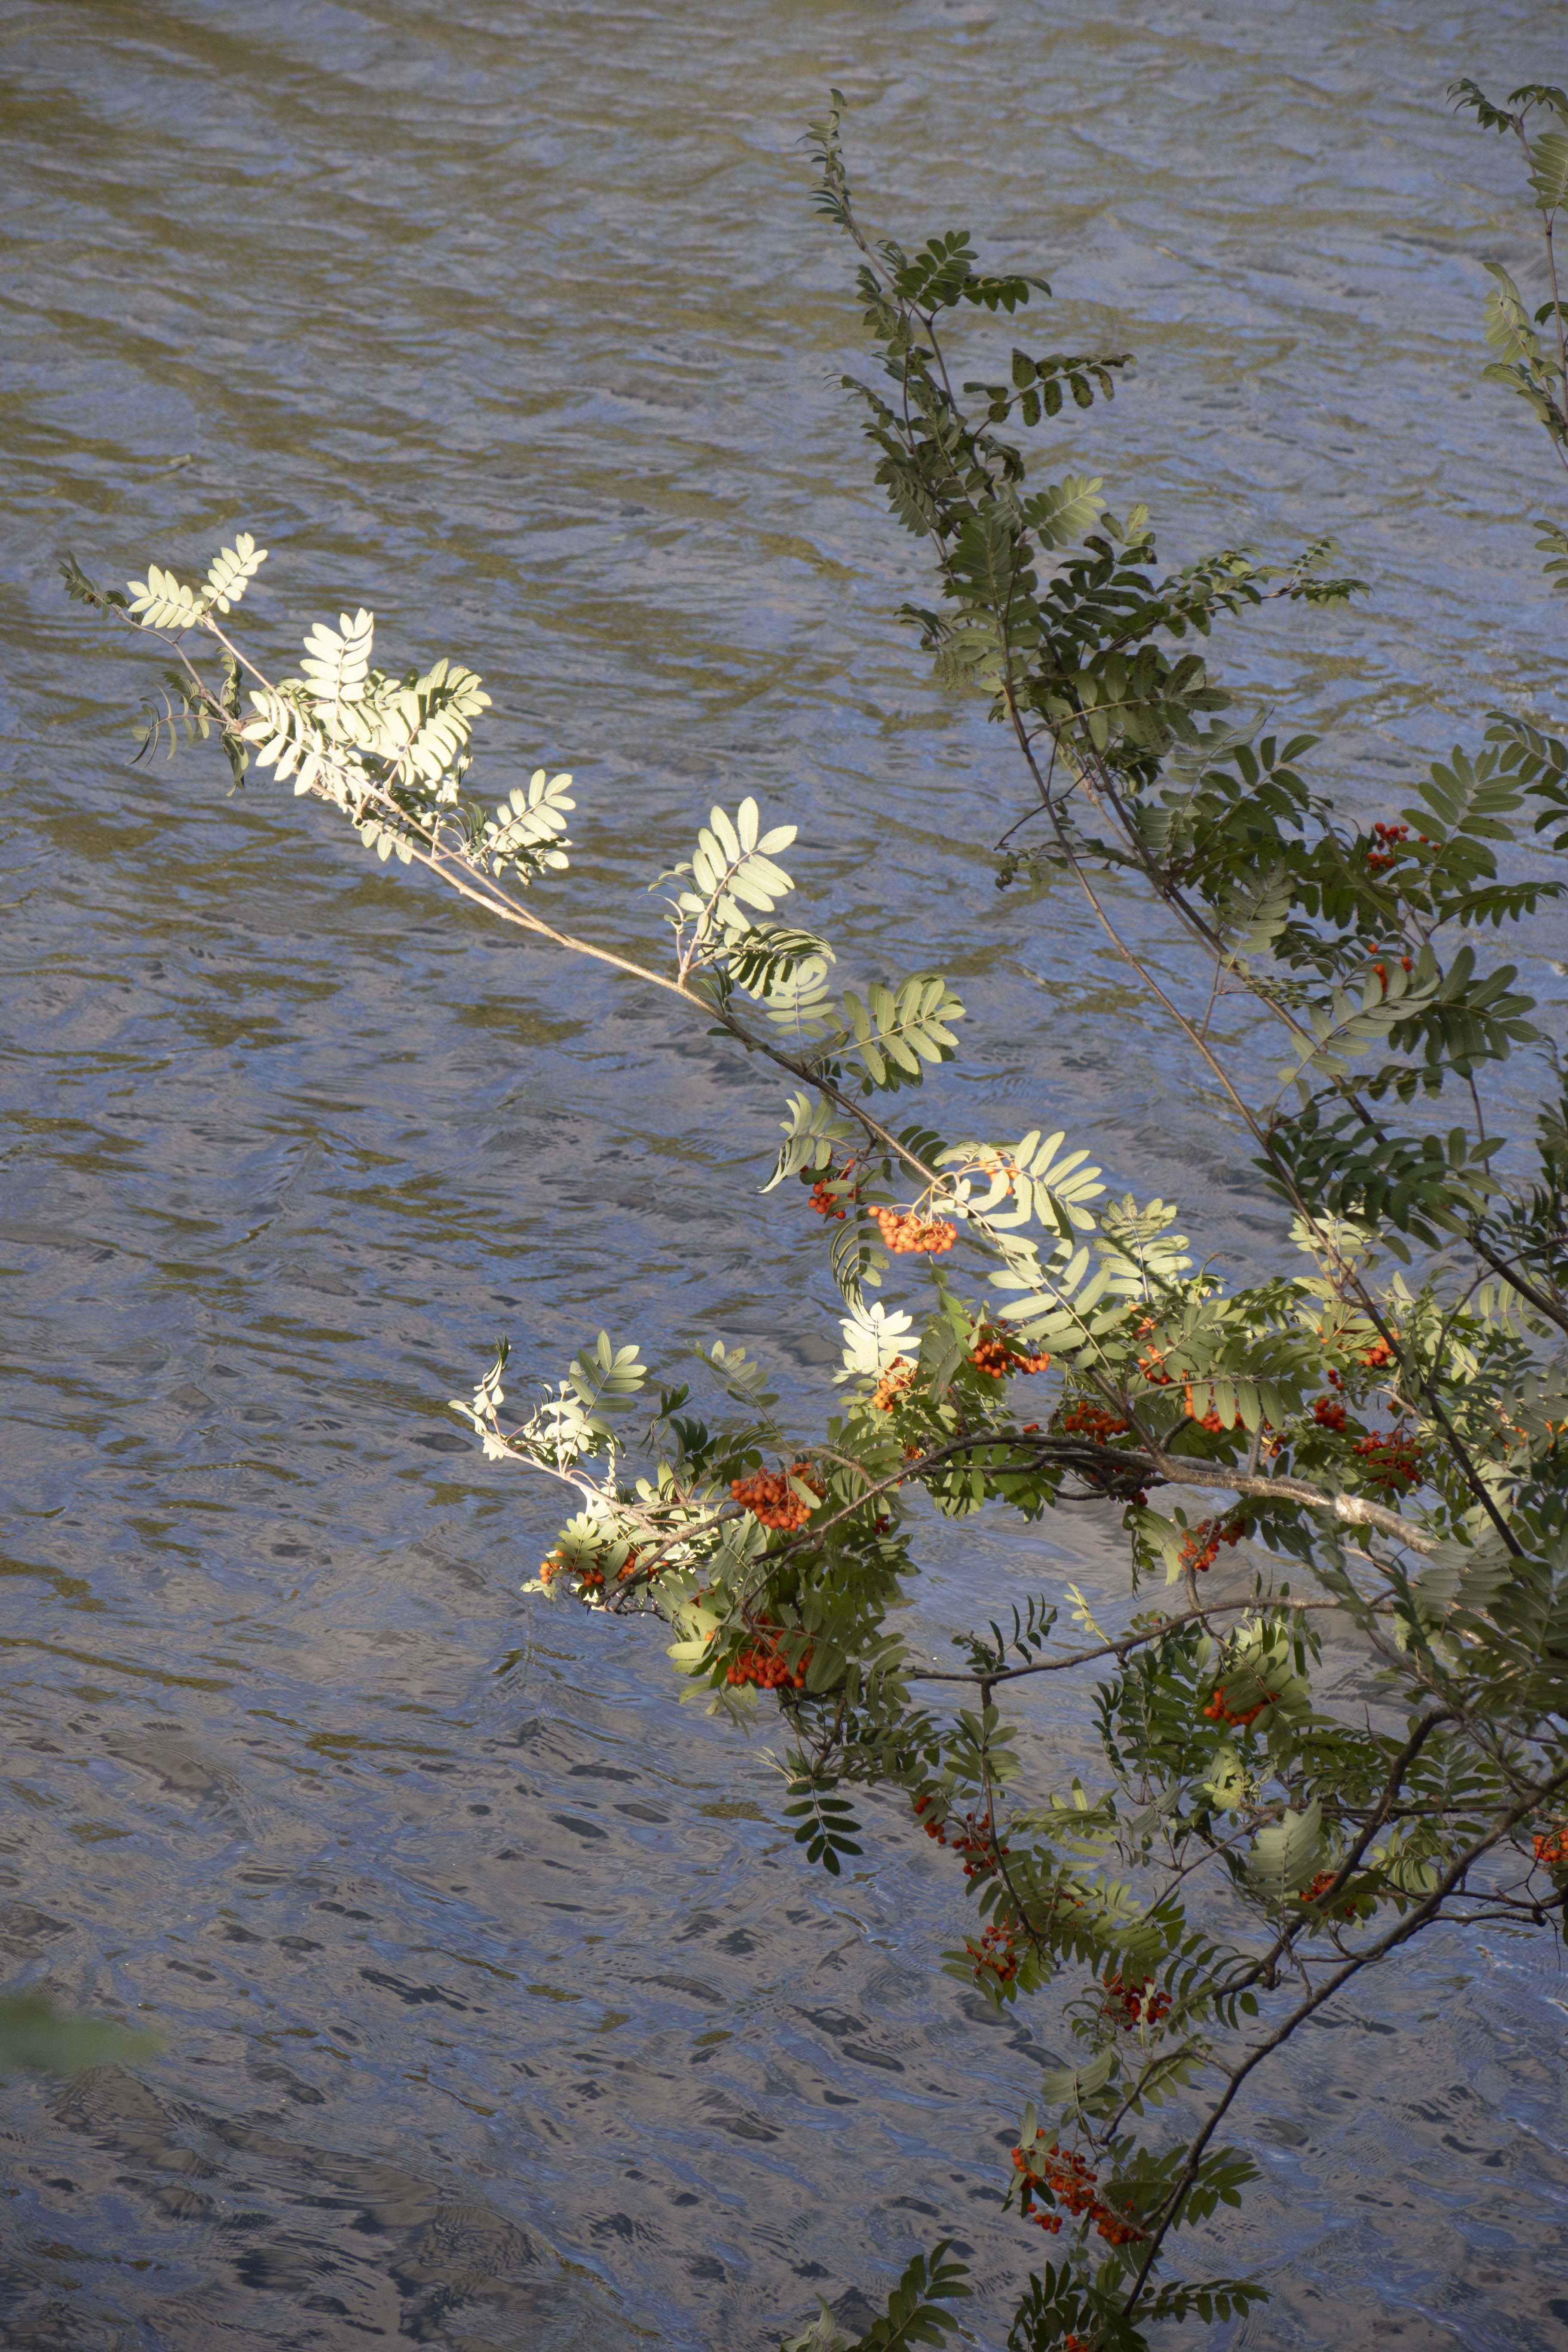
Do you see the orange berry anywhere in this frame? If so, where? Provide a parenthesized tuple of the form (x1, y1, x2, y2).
(872, 1205, 956, 1255)
(729, 1461, 825, 1530)
(870, 1357, 916, 1413)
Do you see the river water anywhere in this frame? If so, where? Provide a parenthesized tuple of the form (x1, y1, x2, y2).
(3, 2, 1567, 2346)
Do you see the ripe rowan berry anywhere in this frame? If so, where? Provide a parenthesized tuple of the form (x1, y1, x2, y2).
(1352, 1427, 1423, 1491)
(965, 1920, 1021, 1984)
(963, 1328, 1052, 1378)
(1366, 821, 1410, 875)
(870, 1357, 916, 1413)
(1060, 1400, 1130, 1442)
(1102, 1970, 1171, 2029)
(1181, 1384, 1233, 1432)
(730, 1461, 825, 1530)
(872, 1205, 956, 1255)
(1177, 1516, 1246, 1574)
(1202, 1683, 1277, 1729)
(1297, 1868, 1358, 1917)
(1013, 2139, 1144, 2247)
(943, 1810, 1011, 1881)
(724, 1613, 812, 1690)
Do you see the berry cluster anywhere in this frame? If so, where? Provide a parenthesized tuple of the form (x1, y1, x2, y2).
(1202, 1681, 1279, 1730)
(1137, 1345, 1173, 1385)
(1177, 1516, 1247, 1574)
(968, 1327, 1052, 1378)
(1533, 1825, 1568, 1867)
(1366, 945, 1415, 991)
(1365, 821, 1412, 874)
(949, 1813, 1011, 1881)
(1182, 1383, 1240, 1433)
(1102, 1970, 1171, 2030)
(1361, 1336, 1395, 1370)
(1352, 1428, 1424, 1491)
(1060, 1400, 1130, 1441)
(912, 1795, 1010, 1880)
(1011, 2141, 1145, 2246)
(1314, 1394, 1348, 1432)
(805, 1158, 861, 1220)
(730, 1461, 825, 1530)
(872, 1205, 957, 1255)
(870, 1357, 916, 1413)
(727, 1625, 812, 1690)
(540, 1544, 649, 1593)
(1297, 1868, 1357, 1917)
(541, 1551, 600, 1590)
(965, 1920, 1021, 1985)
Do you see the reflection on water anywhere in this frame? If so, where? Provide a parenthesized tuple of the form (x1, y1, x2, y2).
(2, 1, 1566, 2344)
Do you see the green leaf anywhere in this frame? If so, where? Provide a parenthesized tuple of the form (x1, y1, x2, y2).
(842, 975, 964, 1093)
(1248, 1801, 1325, 1902)
(842, 2243, 971, 2352)
(761, 1091, 860, 1191)
(1038, 2043, 1115, 2107)
(784, 1781, 864, 1875)
(669, 798, 799, 941)
(781, 2305, 849, 2352)
(60, 552, 130, 613)
(567, 1332, 649, 1422)
(299, 609, 375, 710)
(202, 533, 268, 614)
(125, 562, 204, 632)
(485, 767, 575, 879)
(1531, 129, 1568, 211)
(1022, 475, 1106, 550)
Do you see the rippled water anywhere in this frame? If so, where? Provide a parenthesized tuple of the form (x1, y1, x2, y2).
(4, 2, 1568, 2345)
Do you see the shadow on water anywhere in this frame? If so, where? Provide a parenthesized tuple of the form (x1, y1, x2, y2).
(2, 1, 1566, 2343)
